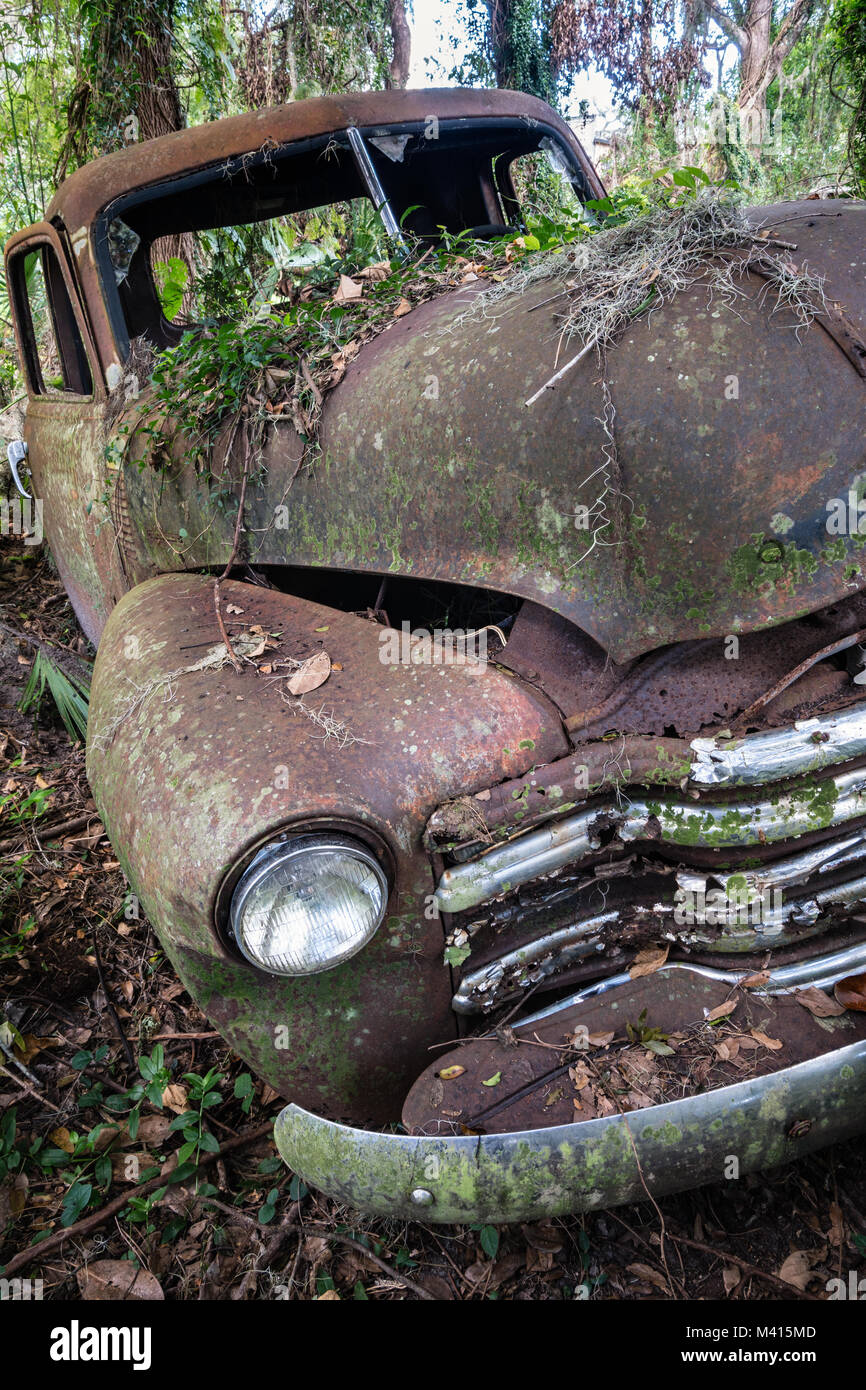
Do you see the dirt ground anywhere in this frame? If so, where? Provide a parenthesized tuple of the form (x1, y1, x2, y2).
(2, 538, 866, 1303)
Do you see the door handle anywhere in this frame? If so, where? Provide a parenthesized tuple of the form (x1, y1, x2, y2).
(6, 440, 31, 500)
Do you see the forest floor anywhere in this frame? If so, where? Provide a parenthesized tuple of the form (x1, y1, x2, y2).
(2, 538, 866, 1302)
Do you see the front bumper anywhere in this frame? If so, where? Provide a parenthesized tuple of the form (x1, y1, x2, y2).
(275, 1036, 866, 1224)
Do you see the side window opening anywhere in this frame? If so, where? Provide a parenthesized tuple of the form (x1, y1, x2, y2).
(10, 244, 93, 397)
(364, 126, 591, 246)
(498, 143, 589, 233)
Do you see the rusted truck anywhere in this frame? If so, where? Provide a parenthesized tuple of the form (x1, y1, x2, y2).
(5, 89, 866, 1223)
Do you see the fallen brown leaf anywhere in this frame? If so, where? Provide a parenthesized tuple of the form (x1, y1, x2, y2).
(627, 1261, 669, 1293)
(750, 1028, 783, 1050)
(48, 1126, 75, 1154)
(834, 972, 866, 1011)
(777, 1249, 820, 1291)
(827, 1201, 845, 1248)
(706, 998, 739, 1022)
(629, 944, 669, 979)
(357, 261, 391, 283)
(795, 986, 846, 1017)
(333, 274, 363, 304)
(161, 1083, 189, 1114)
(77, 1260, 164, 1301)
(739, 971, 771, 988)
(287, 650, 331, 696)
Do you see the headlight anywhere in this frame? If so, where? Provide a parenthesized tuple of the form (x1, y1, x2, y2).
(229, 833, 389, 977)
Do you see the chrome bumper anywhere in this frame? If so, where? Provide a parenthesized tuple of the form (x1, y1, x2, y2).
(275, 1037, 866, 1224)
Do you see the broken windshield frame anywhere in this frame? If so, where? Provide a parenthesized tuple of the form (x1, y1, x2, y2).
(93, 117, 593, 358)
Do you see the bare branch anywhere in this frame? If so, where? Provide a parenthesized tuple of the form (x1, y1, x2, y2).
(701, 0, 747, 50)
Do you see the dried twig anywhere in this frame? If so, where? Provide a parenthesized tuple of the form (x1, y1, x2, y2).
(666, 1232, 820, 1301)
(213, 417, 254, 672)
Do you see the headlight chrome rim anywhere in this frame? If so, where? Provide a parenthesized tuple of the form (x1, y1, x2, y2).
(229, 832, 390, 977)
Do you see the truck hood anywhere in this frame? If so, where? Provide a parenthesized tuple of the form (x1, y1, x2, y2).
(116, 199, 866, 663)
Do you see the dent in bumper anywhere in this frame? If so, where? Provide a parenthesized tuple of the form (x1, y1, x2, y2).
(275, 1038, 866, 1223)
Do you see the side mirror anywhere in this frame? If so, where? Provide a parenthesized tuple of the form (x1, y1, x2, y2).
(6, 440, 30, 500)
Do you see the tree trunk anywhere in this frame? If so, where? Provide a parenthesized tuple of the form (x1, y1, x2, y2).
(130, 4, 185, 141)
(388, 0, 412, 88)
(740, 0, 773, 106)
(102, 1, 197, 319)
(703, 0, 819, 150)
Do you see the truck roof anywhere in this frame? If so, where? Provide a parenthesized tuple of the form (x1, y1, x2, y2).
(45, 88, 597, 231)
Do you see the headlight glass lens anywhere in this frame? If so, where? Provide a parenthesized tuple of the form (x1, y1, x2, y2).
(229, 834, 389, 976)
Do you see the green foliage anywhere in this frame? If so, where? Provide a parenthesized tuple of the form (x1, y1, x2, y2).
(0, 910, 36, 962)
(832, 0, 866, 191)
(626, 1008, 672, 1052)
(0, 779, 53, 825)
(233, 1071, 254, 1114)
(167, 1067, 224, 1177)
(478, 1223, 500, 1259)
(153, 257, 190, 322)
(452, 0, 560, 102)
(19, 649, 90, 743)
(0, 844, 36, 964)
(258, 1188, 279, 1224)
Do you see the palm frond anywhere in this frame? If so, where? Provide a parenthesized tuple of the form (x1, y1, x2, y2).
(19, 649, 90, 743)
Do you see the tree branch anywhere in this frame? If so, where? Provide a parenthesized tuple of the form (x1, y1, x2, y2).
(701, 0, 747, 51)
(741, 0, 818, 103)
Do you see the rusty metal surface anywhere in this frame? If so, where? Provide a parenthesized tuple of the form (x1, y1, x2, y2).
(24, 397, 125, 644)
(107, 200, 866, 664)
(40, 89, 601, 235)
(86, 573, 567, 1123)
(562, 593, 866, 738)
(402, 969, 866, 1136)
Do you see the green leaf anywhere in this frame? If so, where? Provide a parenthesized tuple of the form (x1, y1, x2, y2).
(168, 1161, 199, 1184)
(479, 1225, 500, 1259)
(258, 1189, 279, 1224)
(160, 1215, 187, 1245)
(153, 257, 190, 322)
(19, 650, 89, 742)
(103, 1093, 132, 1112)
(95, 1154, 112, 1188)
(61, 1180, 93, 1227)
(481, 1071, 501, 1087)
